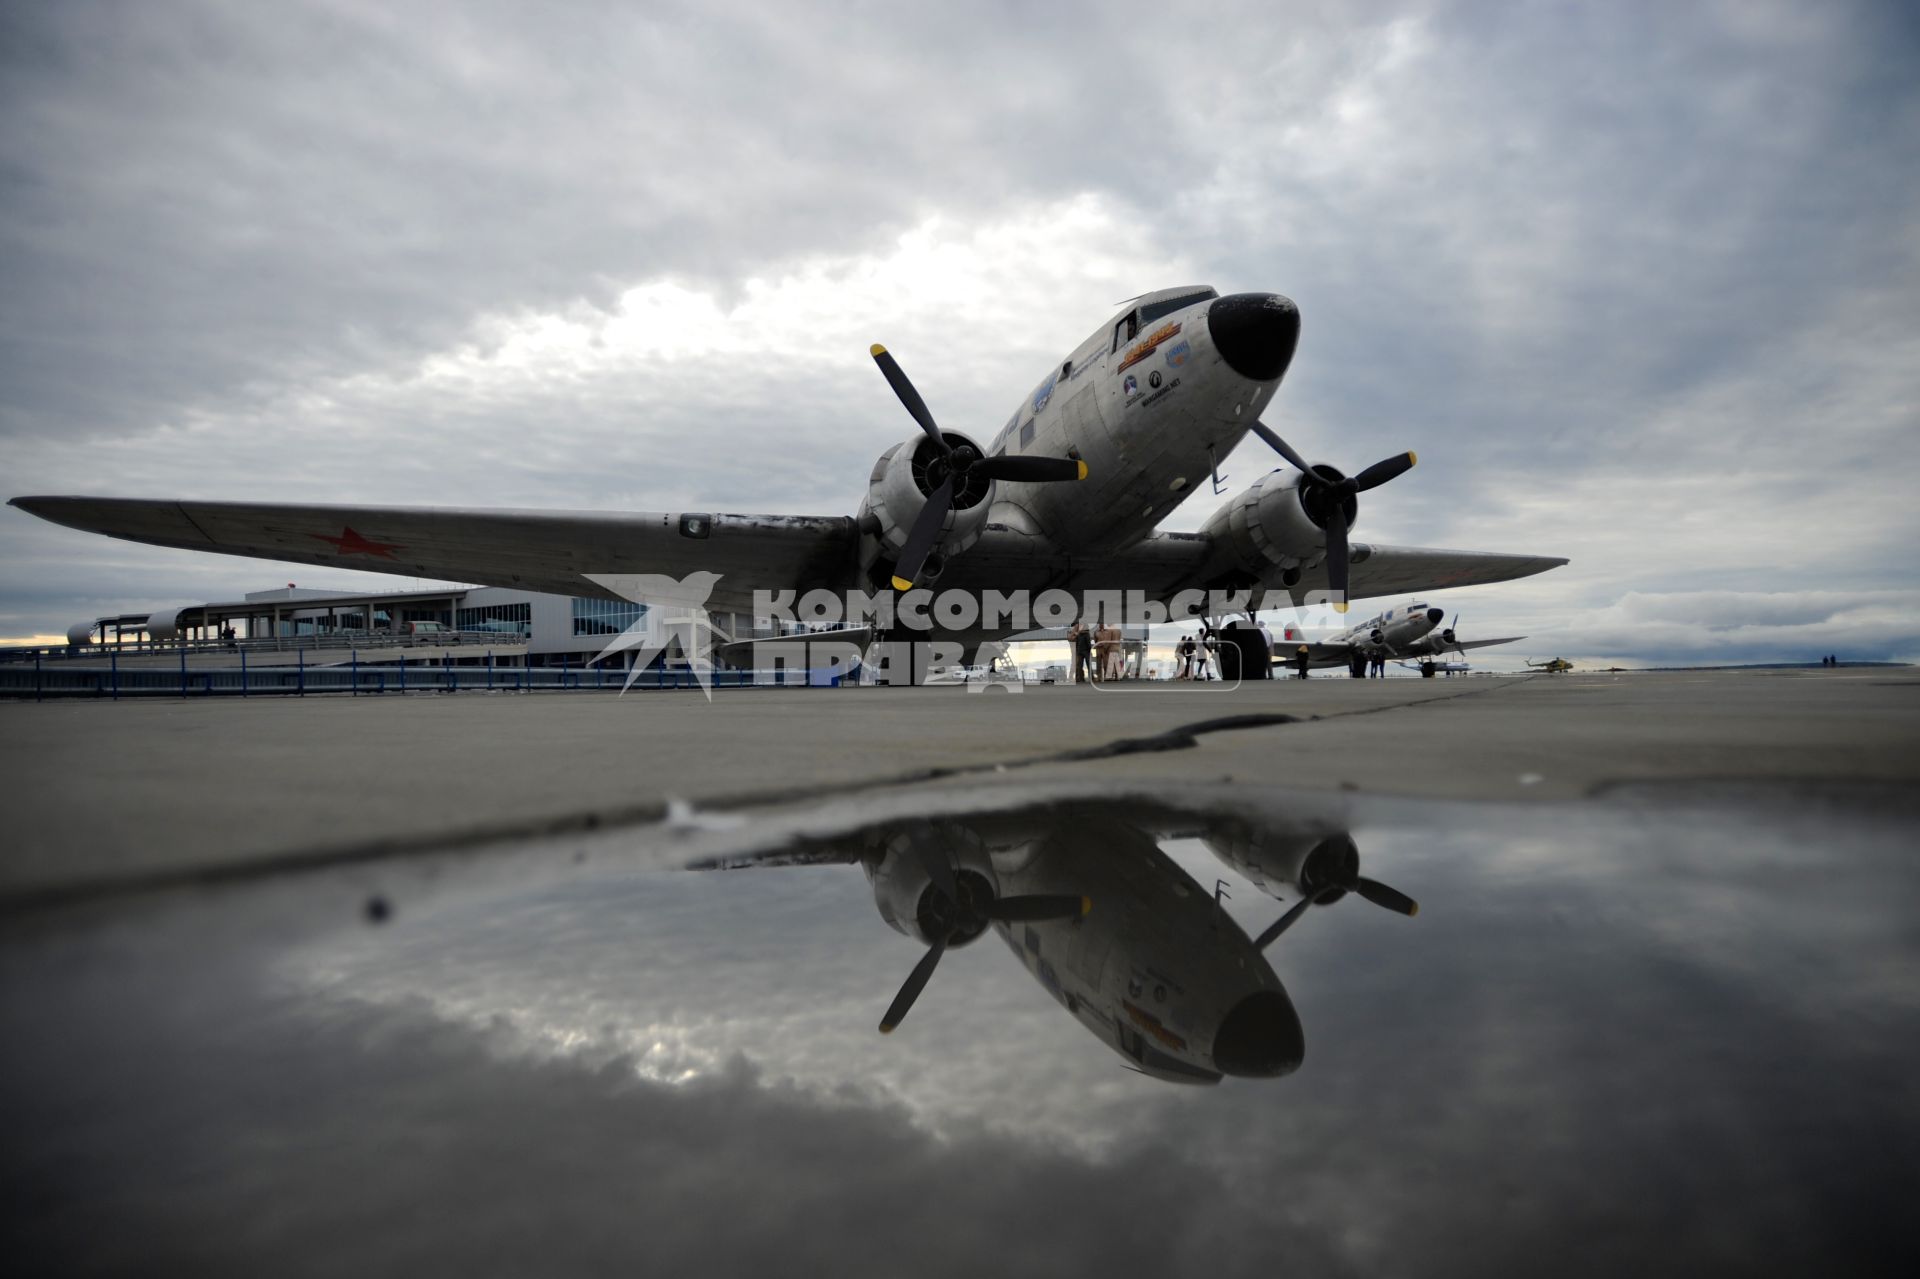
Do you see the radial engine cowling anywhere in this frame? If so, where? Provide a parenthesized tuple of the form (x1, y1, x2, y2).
(1199, 468, 1363, 578)
(1202, 830, 1359, 903)
(859, 432, 994, 576)
(864, 822, 1001, 948)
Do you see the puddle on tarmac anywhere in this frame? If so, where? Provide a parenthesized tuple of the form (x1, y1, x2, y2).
(3, 784, 1915, 1275)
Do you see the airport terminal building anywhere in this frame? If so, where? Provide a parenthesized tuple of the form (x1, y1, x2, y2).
(61, 582, 768, 669)
(35, 583, 1147, 685)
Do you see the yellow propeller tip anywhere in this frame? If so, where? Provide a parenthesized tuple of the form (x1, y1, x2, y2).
(1333, 602, 1349, 614)
(890, 575, 914, 592)
(1075, 460, 1089, 480)
(1407, 903, 1420, 917)
(878, 1023, 895, 1035)
(870, 343, 888, 357)
(1080, 896, 1093, 916)
(1408, 451, 1418, 466)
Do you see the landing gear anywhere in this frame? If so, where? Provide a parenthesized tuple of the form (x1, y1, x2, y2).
(1419, 660, 1437, 679)
(1216, 623, 1272, 680)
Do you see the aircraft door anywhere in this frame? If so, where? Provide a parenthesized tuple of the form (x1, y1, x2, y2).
(1061, 386, 1104, 458)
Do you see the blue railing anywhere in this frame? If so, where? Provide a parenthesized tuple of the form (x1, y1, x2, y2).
(0, 630, 523, 664)
(0, 650, 851, 699)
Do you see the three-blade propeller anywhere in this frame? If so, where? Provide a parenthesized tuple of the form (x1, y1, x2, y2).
(871, 344, 1087, 591)
(1253, 867, 1417, 951)
(1247, 421, 1415, 613)
(879, 841, 1091, 1034)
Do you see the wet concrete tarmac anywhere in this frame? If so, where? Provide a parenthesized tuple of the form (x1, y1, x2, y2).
(1, 667, 1915, 906)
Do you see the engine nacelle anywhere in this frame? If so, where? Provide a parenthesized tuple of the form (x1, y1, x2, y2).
(1397, 630, 1455, 658)
(1199, 468, 1361, 578)
(863, 821, 1001, 948)
(1202, 829, 1359, 902)
(858, 432, 994, 579)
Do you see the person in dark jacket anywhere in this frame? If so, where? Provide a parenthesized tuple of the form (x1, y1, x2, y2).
(1070, 621, 1094, 684)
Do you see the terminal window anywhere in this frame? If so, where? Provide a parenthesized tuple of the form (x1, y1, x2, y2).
(456, 602, 532, 636)
(572, 597, 647, 636)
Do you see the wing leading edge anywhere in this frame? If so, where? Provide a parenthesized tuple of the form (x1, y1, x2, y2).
(9, 496, 856, 615)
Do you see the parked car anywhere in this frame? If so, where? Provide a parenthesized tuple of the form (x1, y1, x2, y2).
(401, 621, 450, 645)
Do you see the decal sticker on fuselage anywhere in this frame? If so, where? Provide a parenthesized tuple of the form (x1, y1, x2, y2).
(1121, 998, 1188, 1051)
(1136, 376, 1181, 409)
(1116, 321, 1183, 375)
(1032, 371, 1058, 414)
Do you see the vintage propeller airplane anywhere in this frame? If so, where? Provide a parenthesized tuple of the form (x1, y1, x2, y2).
(1273, 600, 1524, 677)
(11, 286, 1566, 664)
(695, 800, 1416, 1084)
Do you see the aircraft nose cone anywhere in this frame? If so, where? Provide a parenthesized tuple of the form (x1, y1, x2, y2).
(1427, 608, 1445, 625)
(1211, 989, 1305, 1077)
(1207, 293, 1300, 382)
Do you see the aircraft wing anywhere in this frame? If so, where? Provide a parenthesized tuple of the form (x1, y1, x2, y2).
(10, 496, 1565, 626)
(1342, 545, 1567, 598)
(948, 530, 1565, 608)
(1449, 635, 1524, 652)
(9, 496, 857, 616)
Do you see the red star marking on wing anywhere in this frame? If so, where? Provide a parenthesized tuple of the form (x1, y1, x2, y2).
(309, 526, 405, 559)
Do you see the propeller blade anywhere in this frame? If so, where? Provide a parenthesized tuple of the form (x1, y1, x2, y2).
(879, 937, 948, 1034)
(1323, 507, 1350, 612)
(1248, 420, 1316, 475)
(972, 455, 1087, 484)
(1254, 892, 1321, 950)
(1351, 451, 1416, 492)
(870, 344, 951, 454)
(890, 475, 954, 591)
(986, 894, 1091, 923)
(1352, 877, 1419, 917)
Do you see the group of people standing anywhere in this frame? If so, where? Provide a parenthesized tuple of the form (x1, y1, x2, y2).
(1174, 630, 1217, 680)
(1067, 619, 1128, 684)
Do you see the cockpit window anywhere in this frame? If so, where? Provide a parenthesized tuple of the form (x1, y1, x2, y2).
(1138, 289, 1218, 326)
(1111, 311, 1139, 353)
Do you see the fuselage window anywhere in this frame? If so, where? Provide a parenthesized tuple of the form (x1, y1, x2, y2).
(1019, 419, 1036, 450)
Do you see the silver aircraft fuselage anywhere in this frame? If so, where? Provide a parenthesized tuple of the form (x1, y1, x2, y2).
(973, 287, 1297, 554)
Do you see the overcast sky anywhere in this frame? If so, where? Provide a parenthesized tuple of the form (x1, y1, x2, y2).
(3, 0, 1916, 662)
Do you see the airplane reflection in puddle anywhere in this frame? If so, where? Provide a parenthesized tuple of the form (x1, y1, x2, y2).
(694, 803, 1417, 1085)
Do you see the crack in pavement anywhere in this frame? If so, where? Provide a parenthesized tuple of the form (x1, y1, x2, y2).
(0, 680, 1524, 917)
